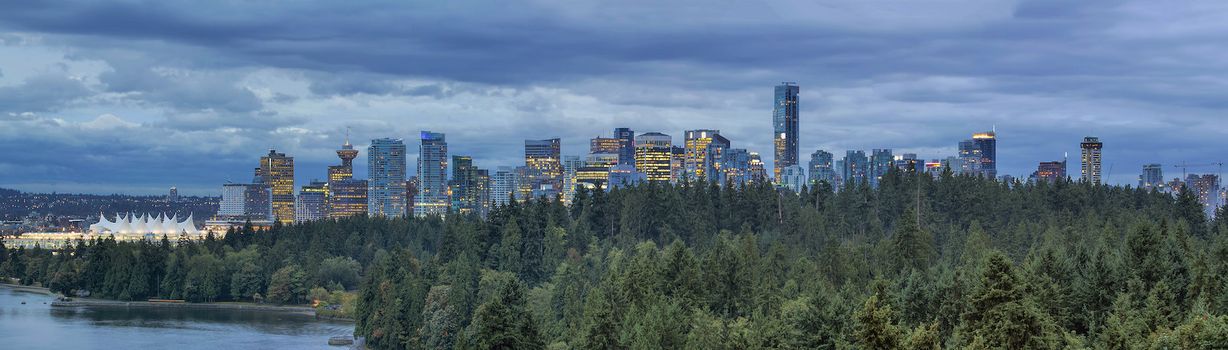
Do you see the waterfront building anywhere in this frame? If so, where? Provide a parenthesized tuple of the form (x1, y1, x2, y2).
(684, 129, 730, 182)
(415, 131, 450, 217)
(257, 149, 295, 224)
(615, 127, 635, 166)
(635, 132, 674, 182)
(89, 212, 200, 236)
(329, 133, 359, 183)
(1139, 164, 1165, 191)
(295, 181, 328, 223)
(368, 138, 407, 217)
(842, 150, 869, 187)
(219, 183, 272, 221)
(1081, 136, 1103, 184)
(773, 82, 800, 182)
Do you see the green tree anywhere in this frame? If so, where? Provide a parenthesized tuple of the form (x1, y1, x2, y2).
(467, 279, 544, 349)
(267, 265, 308, 305)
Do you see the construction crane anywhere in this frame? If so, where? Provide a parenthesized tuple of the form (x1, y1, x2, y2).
(1173, 162, 1224, 180)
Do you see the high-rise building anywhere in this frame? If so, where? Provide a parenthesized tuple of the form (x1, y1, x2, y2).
(779, 165, 806, 192)
(329, 179, 367, 218)
(842, 150, 869, 187)
(1139, 164, 1165, 191)
(749, 152, 768, 183)
(450, 155, 488, 217)
(415, 131, 449, 217)
(959, 132, 997, 178)
(167, 187, 179, 203)
(1081, 136, 1103, 184)
(635, 132, 673, 182)
(406, 177, 418, 214)
(590, 137, 621, 155)
(1031, 160, 1067, 183)
(257, 149, 295, 224)
(295, 181, 328, 223)
(615, 127, 635, 166)
(670, 146, 686, 183)
(869, 149, 894, 188)
(330, 132, 359, 183)
(577, 153, 618, 191)
(219, 183, 272, 221)
(492, 166, 519, 206)
(368, 138, 407, 217)
(808, 150, 836, 186)
(475, 170, 490, 217)
(773, 82, 800, 182)
(683, 129, 730, 182)
(1185, 174, 1220, 217)
(894, 153, 924, 174)
(608, 164, 646, 189)
(562, 155, 584, 204)
(524, 138, 563, 199)
(721, 148, 753, 185)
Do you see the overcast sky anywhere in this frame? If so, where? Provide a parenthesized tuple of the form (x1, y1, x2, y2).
(2, 0, 1227, 195)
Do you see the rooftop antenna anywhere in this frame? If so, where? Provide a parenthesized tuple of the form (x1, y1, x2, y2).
(345, 126, 352, 146)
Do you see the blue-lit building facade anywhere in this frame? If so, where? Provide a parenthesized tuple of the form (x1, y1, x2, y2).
(415, 131, 449, 217)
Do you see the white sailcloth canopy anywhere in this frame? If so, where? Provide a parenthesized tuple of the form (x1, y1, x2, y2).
(89, 212, 200, 235)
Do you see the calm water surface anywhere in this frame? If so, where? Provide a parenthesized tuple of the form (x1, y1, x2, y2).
(0, 286, 354, 349)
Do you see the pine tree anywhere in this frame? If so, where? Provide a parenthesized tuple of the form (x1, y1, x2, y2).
(853, 293, 902, 350)
(468, 279, 544, 349)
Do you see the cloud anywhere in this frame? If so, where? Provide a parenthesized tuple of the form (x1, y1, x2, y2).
(0, 74, 92, 113)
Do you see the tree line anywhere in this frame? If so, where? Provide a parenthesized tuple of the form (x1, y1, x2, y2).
(4, 170, 1228, 348)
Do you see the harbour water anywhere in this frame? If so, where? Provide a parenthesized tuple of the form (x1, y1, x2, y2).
(0, 286, 354, 349)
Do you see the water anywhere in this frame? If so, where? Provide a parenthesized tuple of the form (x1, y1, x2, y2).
(0, 286, 355, 349)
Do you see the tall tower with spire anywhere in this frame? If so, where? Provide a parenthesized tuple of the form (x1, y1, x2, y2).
(332, 128, 359, 181)
(328, 128, 369, 219)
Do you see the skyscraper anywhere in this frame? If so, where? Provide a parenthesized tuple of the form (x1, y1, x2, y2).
(219, 183, 272, 221)
(295, 181, 328, 222)
(749, 152, 768, 183)
(1081, 136, 1103, 184)
(258, 149, 295, 224)
(562, 155, 584, 204)
(1031, 160, 1067, 183)
(1185, 174, 1220, 217)
(635, 132, 673, 182)
(773, 82, 800, 182)
(808, 150, 836, 186)
(670, 146, 686, 183)
(779, 165, 806, 193)
(492, 166, 519, 206)
(330, 132, 359, 183)
(450, 155, 488, 217)
(721, 148, 753, 185)
(842, 150, 868, 187)
(415, 131, 449, 217)
(1139, 164, 1165, 191)
(167, 187, 178, 203)
(958, 131, 996, 178)
(525, 138, 563, 199)
(894, 153, 924, 174)
(368, 138, 407, 217)
(590, 137, 621, 154)
(868, 149, 894, 188)
(683, 129, 730, 182)
(615, 127, 635, 166)
(328, 134, 364, 219)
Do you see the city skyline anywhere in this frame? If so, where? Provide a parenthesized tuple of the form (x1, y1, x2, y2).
(4, 1, 1228, 195)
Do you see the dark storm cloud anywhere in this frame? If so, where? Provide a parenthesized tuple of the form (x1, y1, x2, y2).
(2, 0, 1228, 193)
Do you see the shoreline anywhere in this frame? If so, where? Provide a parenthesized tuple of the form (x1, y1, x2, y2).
(0, 282, 59, 296)
(50, 298, 321, 316)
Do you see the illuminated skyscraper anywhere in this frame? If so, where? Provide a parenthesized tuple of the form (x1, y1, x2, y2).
(329, 179, 367, 218)
(330, 132, 359, 183)
(721, 148, 753, 185)
(415, 131, 449, 217)
(590, 137, 621, 155)
(1186, 174, 1220, 217)
(808, 150, 836, 186)
(368, 138, 407, 217)
(773, 82, 799, 182)
(958, 131, 997, 178)
(257, 149, 295, 224)
(562, 155, 583, 204)
(492, 166, 519, 206)
(615, 127, 635, 166)
(450, 155, 488, 217)
(842, 150, 868, 187)
(1081, 136, 1103, 184)
(635, 132, 673, 182)
(1139, 164, 1165, 191)
(670, 146, 686, 183)
(1031, 160, 1067, 183)
(524, 138, 563, 199)
(749, 152, 768, 183)
(295, 181, 328, 223)
(684, 129, 730, 182)
(868, 149, 894, 188)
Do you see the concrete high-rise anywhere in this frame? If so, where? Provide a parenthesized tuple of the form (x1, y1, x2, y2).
(415, 131, 449, 217)
(295, 181, 328, 223)
(773, 83, 800, 182)
(684, 129, 730, 182)
(615, 127, 635, 166)
(330, 132, 359, 183)
(492, 166, 519, 206)
(842, 150, 868, 187)
(635, 132, 673, 182)
(368, 138, 407, 217)
(328, 134, 365, 219)
(219, 183, 272, 221)
(1081, 136, 1103, 184)
(1139, 164, 1165, 191)
(257, 149, 295, 224)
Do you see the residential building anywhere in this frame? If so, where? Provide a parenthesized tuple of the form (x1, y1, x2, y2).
(368, 138, 407, 217)
(1139, 164, 1165, 191)
(415, 131, 449, 217)
(773, 82, 800, 182)
(1081, 136, 1103, 184)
